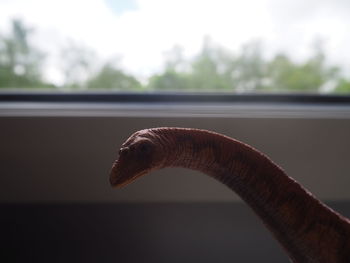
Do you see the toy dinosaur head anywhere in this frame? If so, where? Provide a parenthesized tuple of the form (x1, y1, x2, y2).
(109, 129, 165, 187)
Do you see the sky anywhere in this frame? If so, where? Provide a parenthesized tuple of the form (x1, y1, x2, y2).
(0, 0, 349, 84)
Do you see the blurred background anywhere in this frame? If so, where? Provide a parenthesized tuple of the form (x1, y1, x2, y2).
(0, 0, 349, 93)
(1, 1, 350, 263)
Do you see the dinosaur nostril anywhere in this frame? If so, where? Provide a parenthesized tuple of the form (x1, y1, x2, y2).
(119, 147, 129, 156)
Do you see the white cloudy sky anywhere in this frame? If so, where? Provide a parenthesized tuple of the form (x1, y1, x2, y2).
(0, 0, 349, 84)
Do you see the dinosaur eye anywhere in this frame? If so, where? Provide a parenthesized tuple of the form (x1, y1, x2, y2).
(139, 143, 151, 154)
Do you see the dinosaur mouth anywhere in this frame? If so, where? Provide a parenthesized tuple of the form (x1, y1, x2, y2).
(109, 162, 148, 188)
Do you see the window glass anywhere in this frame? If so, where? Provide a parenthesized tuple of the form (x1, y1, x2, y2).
(0, 0, 349, 93)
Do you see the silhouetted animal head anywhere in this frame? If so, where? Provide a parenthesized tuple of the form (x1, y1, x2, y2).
(109, 129, 165, 187)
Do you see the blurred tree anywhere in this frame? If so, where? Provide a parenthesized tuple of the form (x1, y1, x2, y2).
(147, 38, 346, 93)
(148, 37, 234, 91)
(148, 69, 190, 90)
(267, 43, 339, 92)
(334, 78, 350, 93)
(188, 37, 232, 91)
(0, 19, 47, 88)
(0, 20, 348, 94)
(148, 45, 191, 91)
(59, 41, 97, 89)
(163, 45, 186, 72)
(86, 63, 142, 90)
(232, 41, 268, 92)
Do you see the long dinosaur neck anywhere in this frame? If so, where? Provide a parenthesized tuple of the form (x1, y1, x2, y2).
(155, 128, 350, 263)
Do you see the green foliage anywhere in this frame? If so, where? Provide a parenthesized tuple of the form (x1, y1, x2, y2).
(188, 38, 232, 91)
(0, 19, 349, 93)
(60, 42, 97, 90)
(230, 41, 267, 91)
(148, 39, 344, 93)
(148, 70, 190, 91)
(267, 50, 339, 92)
(0, 19, 48, 88)
(86, 64, 142, 90)
(334, 79, 350, 93)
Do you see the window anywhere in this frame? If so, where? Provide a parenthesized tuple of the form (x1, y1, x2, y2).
(0, 0, 349, 94)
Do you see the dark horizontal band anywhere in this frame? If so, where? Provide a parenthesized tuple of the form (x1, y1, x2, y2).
(1, 91, 350, 104)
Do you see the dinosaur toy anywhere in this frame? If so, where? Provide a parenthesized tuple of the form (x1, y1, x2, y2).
(110, 127, 350, 263)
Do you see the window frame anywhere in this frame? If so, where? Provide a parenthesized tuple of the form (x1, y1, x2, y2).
(1, 91, 350, 104)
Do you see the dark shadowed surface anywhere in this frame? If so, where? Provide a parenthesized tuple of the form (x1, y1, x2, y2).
(1, 113, 350, 262)
(1, 202, 350, 263)
(2, 117, 350, 202)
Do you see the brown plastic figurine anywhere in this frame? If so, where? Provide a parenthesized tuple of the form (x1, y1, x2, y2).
(110, 127, 350, 263)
